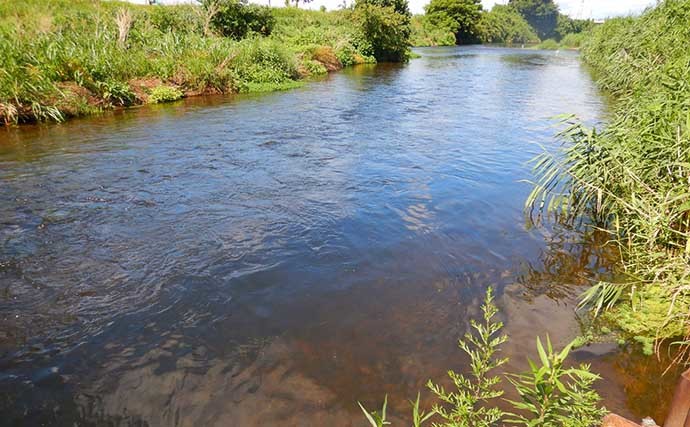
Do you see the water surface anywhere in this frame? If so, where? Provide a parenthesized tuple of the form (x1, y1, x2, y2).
(0, 46, 678, 426)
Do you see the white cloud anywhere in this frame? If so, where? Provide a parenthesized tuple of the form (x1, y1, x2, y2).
(251, 0, 655, 19)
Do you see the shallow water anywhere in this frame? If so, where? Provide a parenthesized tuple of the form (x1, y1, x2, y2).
(0, 46, 679, 426)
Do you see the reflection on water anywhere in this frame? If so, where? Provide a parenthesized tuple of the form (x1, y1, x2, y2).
(0, 46, 677, 425)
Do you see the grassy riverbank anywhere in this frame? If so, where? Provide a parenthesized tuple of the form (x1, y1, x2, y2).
(528, 0, 690, 359)
(0, 0, 401, 125)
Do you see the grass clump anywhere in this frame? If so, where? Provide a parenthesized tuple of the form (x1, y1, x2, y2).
(526, 0, 690, 360)
(359, 289, 607, 426)
(148, 85, 183, 104)
(535, 38, 559, 50)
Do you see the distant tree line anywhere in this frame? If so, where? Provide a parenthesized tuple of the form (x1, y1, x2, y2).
(417, 0, 593, 46)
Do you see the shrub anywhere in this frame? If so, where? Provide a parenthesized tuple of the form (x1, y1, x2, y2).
(230, 38, 299, 90)
(148, 85, 183, 103)
(147, 5, 201, 34)
(301, 59, 328, 76)
(410, 14, 456, 46)
(536, 38, 559, 49)
(559, 31, 586, 49)
(354, 0, 411, 62)
(207, 0, 275, 39)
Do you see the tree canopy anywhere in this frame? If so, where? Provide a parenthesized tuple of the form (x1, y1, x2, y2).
(508, 0, 559, 40)
(425, 0, 482, 44)
(476, 4, 538, 44)
(355, 0, 411, 62)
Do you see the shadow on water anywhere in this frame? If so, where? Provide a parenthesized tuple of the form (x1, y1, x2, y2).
(0, 46, 679, 426)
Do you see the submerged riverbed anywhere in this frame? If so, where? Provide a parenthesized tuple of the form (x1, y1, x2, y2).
(0, 46, 680, 425)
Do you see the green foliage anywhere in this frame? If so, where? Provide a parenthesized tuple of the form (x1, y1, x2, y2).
(147, 5, 202, 33)
(270, 7, 375, 66)
(508, 0, 559, 40)
(148, 85, 183, 103)
(555, 14, 592, 41)
(425, 0, 483, 44)
(359, 0, 411, 18)
(359, 395, 391, 427)
(353, 0, 411, 62)
(0, 0, 395, 124)
(476, 4, 539, 44)
(536, 38, 559, 49)
(206, 0, 275, 39)
(410, 14, 456, 46)
(427, 288, 508, 426)
(559, 32, 587, 49)
(96, 79, 136, 106)
(359, 289, 607, 426)
(506, 337, 608, 426)
(526, 0, 690, 355)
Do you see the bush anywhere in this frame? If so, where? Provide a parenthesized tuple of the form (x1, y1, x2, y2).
(230, 37, 299, 91)
(410, 14, 456, 46)
(559, 31, 586, 48)
(354, 0, 411, 62)
(207, 0, 275, 39)
(148, 85, 183, 103)
(147, 5, 201, 34)
(536, 38, 559, 49)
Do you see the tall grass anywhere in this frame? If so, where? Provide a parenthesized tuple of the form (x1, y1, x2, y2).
(526, 0, 690, 359)
(0, 0, 378, 124)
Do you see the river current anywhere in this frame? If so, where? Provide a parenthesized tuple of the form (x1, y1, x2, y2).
(0, 46, 678, 426)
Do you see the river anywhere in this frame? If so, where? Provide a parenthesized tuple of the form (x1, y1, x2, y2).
(0, 46, 679, 426)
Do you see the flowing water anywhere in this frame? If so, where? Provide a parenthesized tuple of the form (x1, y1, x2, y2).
(0, 46, 680, 426)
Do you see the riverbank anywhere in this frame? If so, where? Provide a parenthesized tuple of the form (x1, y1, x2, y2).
(527, 0, 690, 358)
(0, 0, 386, 125)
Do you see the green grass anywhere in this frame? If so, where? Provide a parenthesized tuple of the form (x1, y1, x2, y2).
(0, 0, 378, 124)
(526, 0, 690, 360)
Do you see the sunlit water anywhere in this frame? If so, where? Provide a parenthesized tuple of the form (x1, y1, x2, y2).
(0, 46, 679, 426)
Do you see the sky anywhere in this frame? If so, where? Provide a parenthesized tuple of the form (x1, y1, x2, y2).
(249, 0, 656, 18)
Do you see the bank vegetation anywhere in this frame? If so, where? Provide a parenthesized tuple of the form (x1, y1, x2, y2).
(527, 0, 690, 361)
(0, 0, 410, 124)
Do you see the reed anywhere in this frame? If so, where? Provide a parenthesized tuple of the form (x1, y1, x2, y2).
(526, 0, 690, 359)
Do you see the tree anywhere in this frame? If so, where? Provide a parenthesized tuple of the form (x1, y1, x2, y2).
(359, 0, 410, 18)
(554, 14, 594, 40)
(425, 0, 482, 45)
(476, 4, 539, 44)
(508, 0, 559, 40)
(354, 0, 411, 62)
